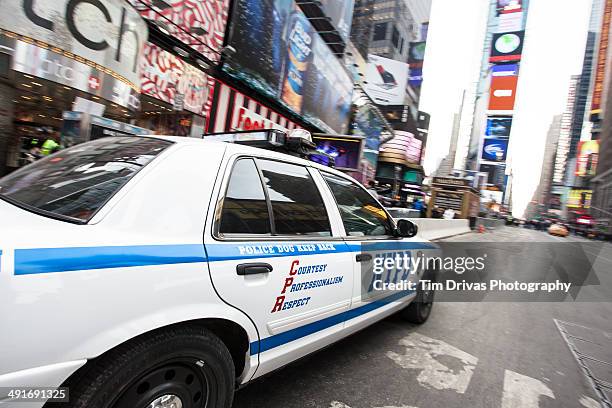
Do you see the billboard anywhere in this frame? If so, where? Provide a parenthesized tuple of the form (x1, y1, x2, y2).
(575, 140, 600, 176)
(352, 103, 385, 151)
(206, 81, 301, 133)
(492, 63, 519, 77)
(486, 117, 512, 137)
(567, 189, 593, 209)
(488, 75, 518, 111)
(319, 0, 355, 41)
(409, 67, 423, 88)
(481, 138, 509, 162)
(312, 135, 363, 171)
(129, 0, 230, 63)
(408, 42, 427, 67)
(497, 0, 522, 12)
(364, 54, 409, 105)
(0, 0, 148, 90)
(140, 43, 214, 116)
(225, 0, 353, 134)
(591, 0, 612, 114)
(4, 35, 139, 110)
(490, 31, 524, 62)
(379, 130, 422, 165)
(498, 10, 523, 32)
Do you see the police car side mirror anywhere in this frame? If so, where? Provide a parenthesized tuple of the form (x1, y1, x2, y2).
(395, 219, 418, 238)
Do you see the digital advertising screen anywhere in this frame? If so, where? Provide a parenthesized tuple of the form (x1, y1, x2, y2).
(490, 31, 524, 62)
(408, 41, 427, 67)
(489, 75, 518, 111)
(481, 138, 509, 162)
(224, 0, 353, 134)
(575, 140, 600, 176)
(486, 117, 513, 137)
(492, 63, 519, 77)
(312, 135, 363, 171)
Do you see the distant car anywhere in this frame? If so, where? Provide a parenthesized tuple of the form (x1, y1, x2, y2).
(548, 223, 569, 237)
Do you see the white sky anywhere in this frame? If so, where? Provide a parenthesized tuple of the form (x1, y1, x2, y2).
(419, 0, 489, 175)
(419, 0, 593, 217)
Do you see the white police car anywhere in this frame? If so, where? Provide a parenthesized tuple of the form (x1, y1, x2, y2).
(0, 130, 436, 408)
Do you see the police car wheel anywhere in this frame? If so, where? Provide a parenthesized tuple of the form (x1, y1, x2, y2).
(401, 271, 436, 324)
(51, 326, 235, 408)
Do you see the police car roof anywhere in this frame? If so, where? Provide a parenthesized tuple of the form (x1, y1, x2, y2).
(142, 135, 351, 180)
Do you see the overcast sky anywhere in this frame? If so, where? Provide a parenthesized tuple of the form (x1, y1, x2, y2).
(419, 0, 593, 217)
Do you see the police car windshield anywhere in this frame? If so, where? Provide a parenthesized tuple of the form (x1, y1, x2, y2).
(0, 137, 171, 223)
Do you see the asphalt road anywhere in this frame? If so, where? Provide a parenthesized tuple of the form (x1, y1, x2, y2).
(233, 227, 612, 408)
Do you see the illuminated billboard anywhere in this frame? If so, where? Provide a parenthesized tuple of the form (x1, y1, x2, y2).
(591, 0, 612, 114)
(312, 135, 363, 171)
(379, 130, 423, 165)
(490, 31, 524, 62)
(481, 138, 509, 162)
(140, 43, 214, 116)
(225, 0, 353, 134)
(575, 140, 600, 176)
(567, 189, 592, 209)
(488, 75, 518, 111)
(408, 42, 427, 67)
(486, 117, 512, 137)
(492, 63, 519, 77)
(129, 0, 230, 63)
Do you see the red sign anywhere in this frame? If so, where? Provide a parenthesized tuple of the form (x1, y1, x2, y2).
(88, 76, 101, 90)
(130, 0, 229, 63)
(488, 75, 518, 111)
(206, 82, 300, 133)
(140, 43, 214, 116)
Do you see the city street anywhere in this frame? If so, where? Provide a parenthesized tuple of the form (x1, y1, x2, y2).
(233, 227, 612, 408)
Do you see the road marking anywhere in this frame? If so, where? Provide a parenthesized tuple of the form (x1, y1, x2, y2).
(580, 395, 603, 408)
(501, 370, 554, 408)
(329, 403, 418, 408)
(386, 333, 478, 394)
(330, 402, 352, 408)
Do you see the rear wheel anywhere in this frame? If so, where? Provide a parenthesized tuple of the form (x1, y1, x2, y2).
(401, 270, 436, 324)
(48, 326, 235, 408)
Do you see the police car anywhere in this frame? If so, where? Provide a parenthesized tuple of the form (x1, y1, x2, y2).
(0, 130, 437, 408)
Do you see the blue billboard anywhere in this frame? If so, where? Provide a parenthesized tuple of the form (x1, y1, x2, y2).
(482, 138, 509, 162)
(486, 117, 512, 137)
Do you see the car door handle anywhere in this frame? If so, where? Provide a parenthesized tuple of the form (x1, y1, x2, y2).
(356, 253, 372, 262)
(236, 263, 273, 276)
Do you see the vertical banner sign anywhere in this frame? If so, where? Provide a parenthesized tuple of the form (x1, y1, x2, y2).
(592, 0, 612, 114)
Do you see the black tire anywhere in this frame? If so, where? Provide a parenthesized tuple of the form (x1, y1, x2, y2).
(401, 270, 436, 324)
(47, 326, 235, 408)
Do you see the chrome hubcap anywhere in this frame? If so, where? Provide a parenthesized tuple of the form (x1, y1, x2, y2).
(147, 394, 183, 408)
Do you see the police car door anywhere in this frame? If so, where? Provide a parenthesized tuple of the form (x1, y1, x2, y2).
(205, 156, 353, 378)
(318, 172, 421, 333)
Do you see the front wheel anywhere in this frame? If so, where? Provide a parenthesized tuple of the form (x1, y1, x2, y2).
(48, 326, 235, 408)
(401, 270, 436, 324)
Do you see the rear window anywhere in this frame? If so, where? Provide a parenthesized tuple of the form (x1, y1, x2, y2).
(0, 137, 172, 223)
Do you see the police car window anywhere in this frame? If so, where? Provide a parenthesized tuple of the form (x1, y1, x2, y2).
(0, 137, 171, 223)
(257, 160, 331, 236)
(219, 158, 271, 235)
(322, 173, 393, 237)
